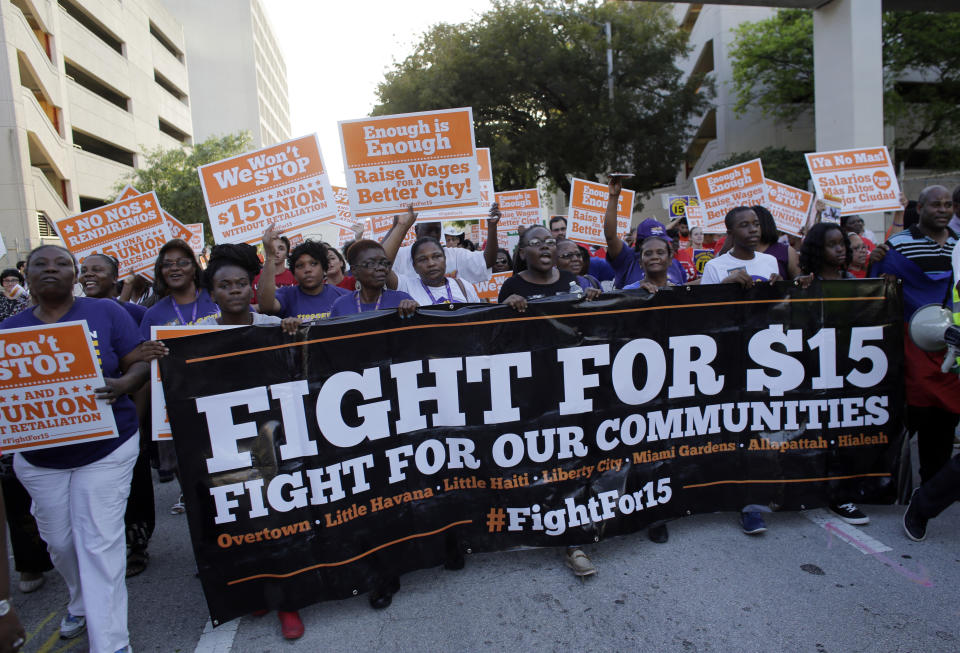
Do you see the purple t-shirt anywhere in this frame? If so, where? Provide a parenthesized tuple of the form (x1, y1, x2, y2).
(1, 297, 144, 469)
(119, 300, 147, 326)
(608, 240, 687, 288)
(140, 289, 220, 339)
(276, 284, 348, 321)
(329, 289, 415, 317)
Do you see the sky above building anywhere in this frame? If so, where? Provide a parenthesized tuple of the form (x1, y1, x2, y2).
(263, 0, 493, 186)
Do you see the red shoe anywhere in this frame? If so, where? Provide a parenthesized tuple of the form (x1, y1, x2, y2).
(250, 609, 269, 617)
(278, 611, 304, 640)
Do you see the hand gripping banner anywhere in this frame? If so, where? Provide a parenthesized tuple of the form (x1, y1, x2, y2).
(160, 280, 904, 625)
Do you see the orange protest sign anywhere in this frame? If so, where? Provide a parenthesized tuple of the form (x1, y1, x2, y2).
(331, 186, 357, 228)
(151, 325, 223, 440)
(567, 178, 635, 247)
(185, 222, 204, 254)
(493, 189, 540, 234)
(115, 185, 139, 201)
(198, 134, 337, 245)
(684, 204, 706, 231)
(804, 146, 900, 215)
(55, 191, 171, 278)
(0, 321, 118, 452)
(693, 159, 766, 230)
(422, 147, 496, 225)
(474, 271, 512, 301)
(339, 108, 480, 217)
(765, 179, 814, 237)
(476, 147, 495, 207)
(115, 185, 195, 252)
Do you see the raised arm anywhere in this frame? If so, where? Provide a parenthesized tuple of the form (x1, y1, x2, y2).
(382, 206, 417, 289)
(604, 177, 625, 260)
(256, 224, 283, 314)
(483, 203, 501, 269)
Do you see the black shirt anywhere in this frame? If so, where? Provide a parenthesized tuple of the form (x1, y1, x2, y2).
(498, 270, 580, 302)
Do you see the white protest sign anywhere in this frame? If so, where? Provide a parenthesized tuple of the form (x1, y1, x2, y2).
(198, 134, 337, 245)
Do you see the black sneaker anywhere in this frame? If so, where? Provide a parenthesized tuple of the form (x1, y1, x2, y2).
(829, 502, 869, 525)
(903, 488, 928, 542)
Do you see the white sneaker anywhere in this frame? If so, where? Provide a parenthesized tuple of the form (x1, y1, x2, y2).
(60, 613, 86, 639)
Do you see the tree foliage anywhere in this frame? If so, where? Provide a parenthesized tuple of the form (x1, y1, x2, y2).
(710, 147, 810, 190)
(114, 132, 253, 234)
(373, 0, 710, 196)
(729, 10, 960, 167)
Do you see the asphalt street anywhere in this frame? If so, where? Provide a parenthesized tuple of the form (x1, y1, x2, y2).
(11, 465, 960, 653)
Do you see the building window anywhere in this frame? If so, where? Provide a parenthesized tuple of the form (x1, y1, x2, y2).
(65, 60, 129, 111)
(154, 70, 187, 103)
(71, 129, 134, 166)
(79, 196, 106, 212)
(37, 211, 57, 237)
(158, 118, 190, 144)
(149, 21, 184, 62)
(57, 0, 124, 55)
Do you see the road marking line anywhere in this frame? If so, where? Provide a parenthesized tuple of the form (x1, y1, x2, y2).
(804, 509, 892, 554)
(23, 610, 58, 647)
(193, 618, 240, 653)
(804, 509, 933, 587)
(35, 630, 62, 653)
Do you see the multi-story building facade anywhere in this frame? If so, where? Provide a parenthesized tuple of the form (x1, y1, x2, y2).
(163, 0, 291, 149)
(647, 2, 958, 223)
(645, 3, 814, 220)
(0, 0, 194, 264)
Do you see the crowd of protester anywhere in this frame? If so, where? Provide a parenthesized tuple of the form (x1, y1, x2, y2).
(0, 180, 958, 651)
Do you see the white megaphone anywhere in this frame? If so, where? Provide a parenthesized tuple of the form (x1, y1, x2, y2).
(909, 303, 960, 373)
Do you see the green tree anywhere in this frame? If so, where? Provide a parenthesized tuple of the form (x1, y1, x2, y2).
(373, 0, 710, 197)
(114, 132, 253, 235)
(729, 10, 960, 168)
(710, 147, 810, 190)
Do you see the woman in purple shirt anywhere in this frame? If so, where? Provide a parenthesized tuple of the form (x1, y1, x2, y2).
(1, 245, 148, 653)
(140, 240, 220, 338)
(140, 240, 219, 511)
(329, 241, 417, 318)
(257, 224, 347, 322)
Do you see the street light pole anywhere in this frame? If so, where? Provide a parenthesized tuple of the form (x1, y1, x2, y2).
(605, 21, 614, 103)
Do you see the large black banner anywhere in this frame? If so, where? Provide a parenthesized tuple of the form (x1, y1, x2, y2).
(161, 280, 904, 625)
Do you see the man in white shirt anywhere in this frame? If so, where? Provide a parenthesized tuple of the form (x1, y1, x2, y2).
(700, 207, 781, 286)
(387, 205, 501, 283)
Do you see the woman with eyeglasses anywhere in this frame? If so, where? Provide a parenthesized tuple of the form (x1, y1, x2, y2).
(497, 225, 600, 577)
(0, 269, 30, 322)
(492, 248, 512, 273)
(498, 226, 601, 309)
(257, 225, 348, 322)
(140, 240, 219, 337)
(555, 240, 600, 291)
(140, 240, 219, 514)
(329, 240, 417, 318)
(847, 233, 869, 278)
